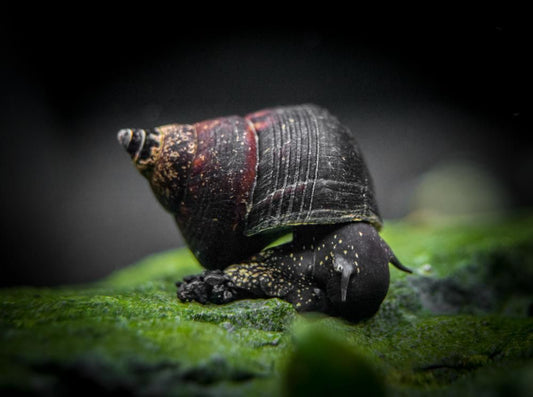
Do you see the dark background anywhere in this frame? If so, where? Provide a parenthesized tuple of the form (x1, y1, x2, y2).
(2, 12, 531, 287)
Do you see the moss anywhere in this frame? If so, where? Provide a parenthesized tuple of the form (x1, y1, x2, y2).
(0, 285, 294, 395)
(1, 212, 533, 395)
(382, 211, 533, 280)
(282, 322, 386, 396)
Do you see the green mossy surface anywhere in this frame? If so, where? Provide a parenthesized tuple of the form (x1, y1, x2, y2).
(1, 212, 532, 396)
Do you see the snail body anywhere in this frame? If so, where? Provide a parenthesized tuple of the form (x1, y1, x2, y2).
(118, 104, 410, 322)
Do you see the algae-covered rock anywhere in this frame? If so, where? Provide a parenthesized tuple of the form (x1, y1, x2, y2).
(283, 322, 386, 397)
(1, 213, 532, 396)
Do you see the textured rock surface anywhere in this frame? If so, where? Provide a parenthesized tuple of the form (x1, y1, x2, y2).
(1, 212, 532, 396)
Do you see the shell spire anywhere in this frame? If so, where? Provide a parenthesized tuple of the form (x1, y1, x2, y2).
(117, 127, 162, 177)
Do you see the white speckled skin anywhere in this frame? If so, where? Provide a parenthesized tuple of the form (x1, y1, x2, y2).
(177, 222, 409, 322)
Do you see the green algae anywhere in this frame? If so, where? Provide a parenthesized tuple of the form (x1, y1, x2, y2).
(1, 212, 532, 395)
(283, 323, 386, 397)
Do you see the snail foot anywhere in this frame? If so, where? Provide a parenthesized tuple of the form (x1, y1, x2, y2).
(176, 270, 241, 305)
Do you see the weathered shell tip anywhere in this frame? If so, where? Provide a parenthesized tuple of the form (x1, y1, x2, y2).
(117, 128, 133, 149)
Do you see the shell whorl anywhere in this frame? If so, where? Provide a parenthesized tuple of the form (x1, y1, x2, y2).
(117, 128, 162, 176)
(244, 104, 382, 235)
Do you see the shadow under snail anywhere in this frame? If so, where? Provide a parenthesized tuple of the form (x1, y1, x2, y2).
(118, 104, 411, 322)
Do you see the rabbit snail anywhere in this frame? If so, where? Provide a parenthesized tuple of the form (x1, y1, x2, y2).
(118, 104, 411, 322)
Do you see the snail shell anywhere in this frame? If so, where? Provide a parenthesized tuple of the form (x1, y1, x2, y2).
(118, 104, 380, 269)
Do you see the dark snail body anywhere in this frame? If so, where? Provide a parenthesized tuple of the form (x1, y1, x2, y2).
(118, 104, 411, 322)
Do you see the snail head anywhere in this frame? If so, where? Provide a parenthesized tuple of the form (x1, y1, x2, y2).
(324, 222, 410, 322)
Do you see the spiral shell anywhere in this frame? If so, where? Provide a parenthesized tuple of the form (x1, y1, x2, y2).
(118, 104, 381, 269)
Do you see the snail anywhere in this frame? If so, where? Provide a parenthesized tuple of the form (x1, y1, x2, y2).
(118, 104, 411, 322)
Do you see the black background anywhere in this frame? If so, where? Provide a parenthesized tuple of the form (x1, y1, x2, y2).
(2, 10, 531, 287)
